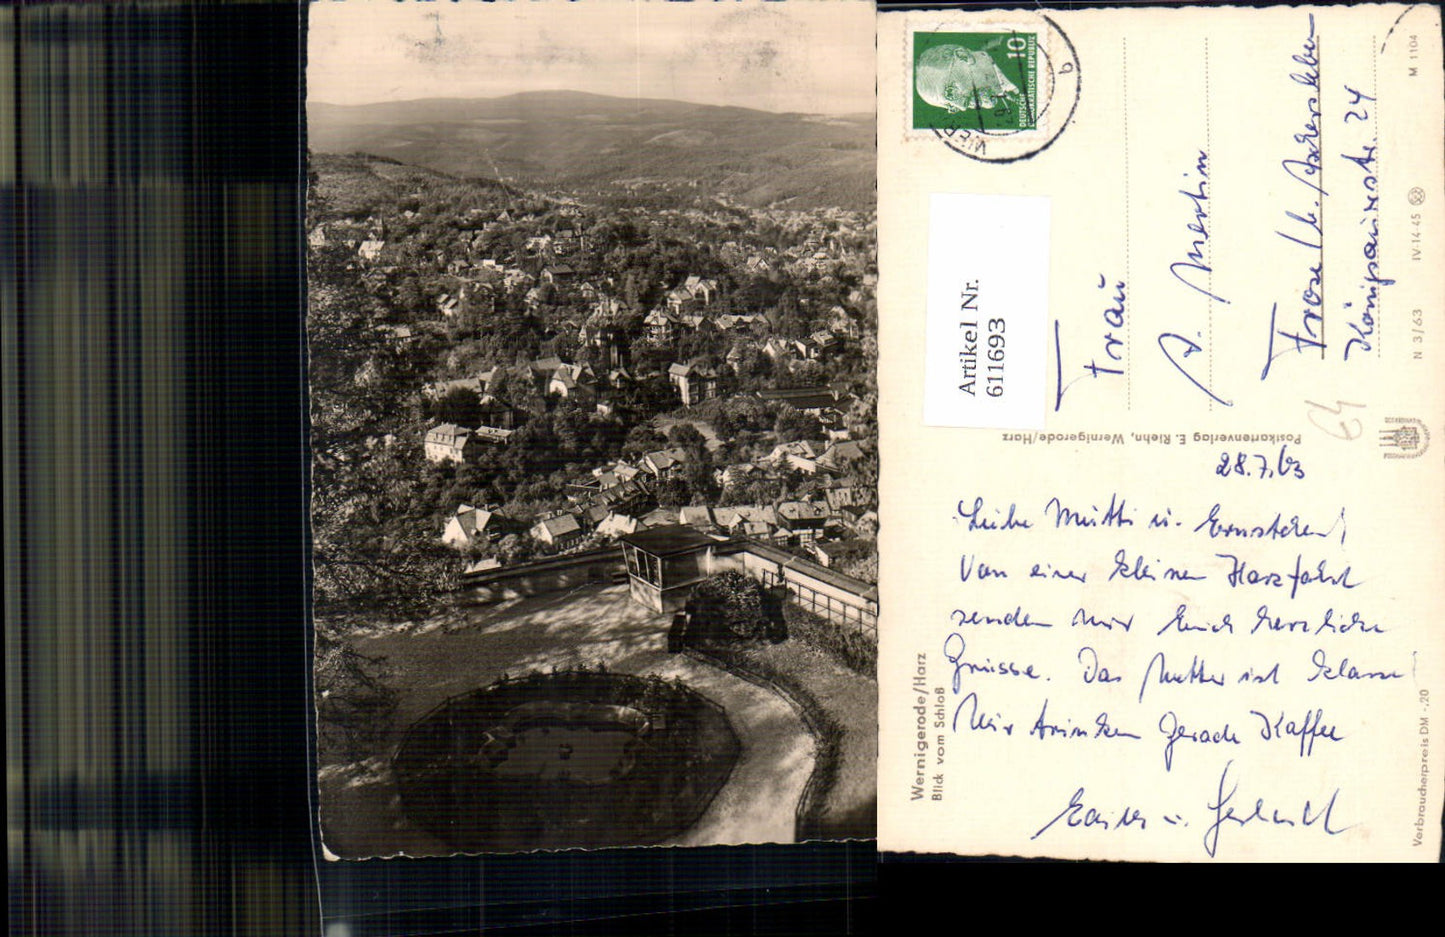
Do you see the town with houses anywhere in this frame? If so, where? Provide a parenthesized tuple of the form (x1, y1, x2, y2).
(308, 152, 879, 611)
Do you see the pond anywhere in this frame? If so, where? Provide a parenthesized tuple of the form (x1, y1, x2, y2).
(492, 723, 639, 784)
(393, 671, 739, 851)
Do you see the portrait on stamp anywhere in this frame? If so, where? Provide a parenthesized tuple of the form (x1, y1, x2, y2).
(912, 32, 1038, 131)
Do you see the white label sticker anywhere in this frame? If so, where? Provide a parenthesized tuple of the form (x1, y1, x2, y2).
(923, 193, 1049, 429)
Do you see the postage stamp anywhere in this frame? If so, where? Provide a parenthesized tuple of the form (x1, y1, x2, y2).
(912, 32, 1039, 132)
(902, 12, 1080, 163)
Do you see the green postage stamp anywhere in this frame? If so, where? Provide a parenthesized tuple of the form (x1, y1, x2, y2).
(912, 32, 1038, 131)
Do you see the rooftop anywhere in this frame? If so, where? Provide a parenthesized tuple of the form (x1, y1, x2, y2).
(758, 387, 839, 410)
(620, 524, 719, 557)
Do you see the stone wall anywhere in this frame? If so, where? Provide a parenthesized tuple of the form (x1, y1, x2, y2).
(460, 546, 626, 602)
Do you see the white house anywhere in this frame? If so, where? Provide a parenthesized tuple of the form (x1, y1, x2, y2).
(442, 505, 521, 548)
(639, 447, 690, 478)
(530, 513, 584, 550)
(667, 363, 721, 407)
(424, 423, 471, 464)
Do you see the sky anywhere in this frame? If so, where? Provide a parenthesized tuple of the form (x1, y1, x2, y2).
(307, 0, 876, 114)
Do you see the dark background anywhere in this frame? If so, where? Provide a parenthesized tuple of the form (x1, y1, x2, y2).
(10, 2, 879, 932)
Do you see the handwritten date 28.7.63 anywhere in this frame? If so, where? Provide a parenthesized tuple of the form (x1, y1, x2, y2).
(1215, 443, 1305, 480)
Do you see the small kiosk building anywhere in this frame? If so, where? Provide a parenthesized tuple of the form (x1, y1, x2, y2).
(619, 526, 718, 613)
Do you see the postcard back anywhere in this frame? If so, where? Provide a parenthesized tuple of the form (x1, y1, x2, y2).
(877, 4, 1445, 861)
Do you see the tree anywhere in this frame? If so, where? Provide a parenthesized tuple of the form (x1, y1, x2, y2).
(774, 405, 824, 443)
(785, 358, 826, 386)
(735, 278, 782, 315)
(667, 423, 707, 450)
(630, 340, 674, 379)
(844, 390, 878, 441)
(623, 424, 668, 458)
(314, 632, 398, 761)
(682, 459, 720, 504)
(772, 287, 812, 339)
(655, 477, 692, 508)
(552, 408, 596, 463)
(491, 365, 544, 415)
(731, 345, 772, 387)
(496, 533, 534, 564)
(712, 395, 771, 437)
(432, 387, 482, 426)
(513, 419, 564, 476)
(395, 277, 424, 316)
(620, 373, 680, 418)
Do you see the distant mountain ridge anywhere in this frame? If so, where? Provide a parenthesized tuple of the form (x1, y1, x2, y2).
(307, 91, 875, 212)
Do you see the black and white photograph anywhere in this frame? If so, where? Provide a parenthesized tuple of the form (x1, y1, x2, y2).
(308, 0, 879, 857)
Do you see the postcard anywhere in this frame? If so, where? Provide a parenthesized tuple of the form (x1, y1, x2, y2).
(307, 0, 878, 858)
(876, 4, 1444, 861)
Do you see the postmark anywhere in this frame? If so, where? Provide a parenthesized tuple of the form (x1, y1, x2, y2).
(905, 12, 1081, 163)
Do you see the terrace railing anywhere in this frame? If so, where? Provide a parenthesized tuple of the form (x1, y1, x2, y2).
(757, 567, 878, 639)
